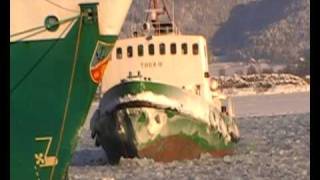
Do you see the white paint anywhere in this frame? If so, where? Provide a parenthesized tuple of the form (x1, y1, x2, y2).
(101, 35, 213, 102)
(98, 0, 132, 35)
(97, 33, 239, 143)
(10, 0, 80, 42)
(10, 0, 132, 42)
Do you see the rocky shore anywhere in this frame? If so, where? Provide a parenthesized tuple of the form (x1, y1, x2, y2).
(216, 73, 309, 96)
(69, 112, 310, 180)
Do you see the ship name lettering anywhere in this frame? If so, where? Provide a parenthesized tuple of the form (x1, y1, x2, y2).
(140, 61, 163, 68)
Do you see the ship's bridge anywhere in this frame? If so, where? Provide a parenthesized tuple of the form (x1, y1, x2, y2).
(101, 34, 212, 101)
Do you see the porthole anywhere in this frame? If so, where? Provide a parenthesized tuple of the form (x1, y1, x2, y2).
(44, 15, 60, 32)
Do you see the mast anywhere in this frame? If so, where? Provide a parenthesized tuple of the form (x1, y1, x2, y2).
(144, 0, 179, 35)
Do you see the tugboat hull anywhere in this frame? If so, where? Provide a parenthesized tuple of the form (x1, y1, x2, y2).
(91, 81, 240, 163)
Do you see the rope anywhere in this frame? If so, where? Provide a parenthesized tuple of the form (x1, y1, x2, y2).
(10, 25, 45, 38)
(10, 18, 76, 93)
(44, 0, 79, 13)
(13, 28, 48, 42)
(49, 14, 83, 180)
(10, 15, 79, 38)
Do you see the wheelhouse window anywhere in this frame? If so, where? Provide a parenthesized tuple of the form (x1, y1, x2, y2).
(159, 43, 166, 55)
(127, 46, 133, 58)
(192, 43, 199, 55)
(170, 43, 177, 55)
(149, 44, 155, 55)
(138, 44, 144, 57)
(116, 47, 122, 59)
(181, 43, 188, 55)
(204, 72, 210, 78)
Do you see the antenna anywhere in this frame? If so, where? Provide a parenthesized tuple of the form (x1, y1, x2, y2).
(172, 0, 174, 31)
(144, 0, 179, 35)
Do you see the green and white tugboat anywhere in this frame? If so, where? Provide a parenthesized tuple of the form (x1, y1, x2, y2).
(10, 0, 132, 179)
(91, 0, 240, 164)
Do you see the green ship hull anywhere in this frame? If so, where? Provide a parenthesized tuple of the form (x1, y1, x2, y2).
(91, 81, 239, 164)
(10, 4, 118, 180)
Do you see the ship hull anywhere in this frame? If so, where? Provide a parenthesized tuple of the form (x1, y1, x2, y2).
(91, 81, 240, 163)
(10, 9, 117, 180)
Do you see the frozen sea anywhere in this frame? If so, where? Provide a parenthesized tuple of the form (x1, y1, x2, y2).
(69, 92, 310, 180)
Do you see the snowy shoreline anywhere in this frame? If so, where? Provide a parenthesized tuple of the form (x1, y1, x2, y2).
(216, 73, 309, 97)
(222, 84, 310, 97)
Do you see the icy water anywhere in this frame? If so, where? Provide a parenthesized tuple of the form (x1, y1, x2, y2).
(232, 92, 310, 117)
(69, 92, 310, 180)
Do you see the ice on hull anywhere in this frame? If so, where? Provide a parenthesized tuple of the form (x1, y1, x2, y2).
(91, 82, 240, 164)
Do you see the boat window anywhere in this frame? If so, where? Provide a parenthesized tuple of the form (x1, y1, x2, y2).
(159, 43, 166, 55)
(127, 46, 133, 58)
(196, 85, 201, 95)
(149, 44, 155, 55)
(138, 44, 144, 57)
(192, 43, 199, 55)
(204, 72, 210, 78)
(170, 43, 177, 55)
(116, 47, 122, 59)
(181, 43, 188, 55)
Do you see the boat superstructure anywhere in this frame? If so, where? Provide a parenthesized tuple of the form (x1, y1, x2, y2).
(91, 0, 240, 164)
(10, 0, 132, 179)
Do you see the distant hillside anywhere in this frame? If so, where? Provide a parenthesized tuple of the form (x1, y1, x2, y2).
(119, 0, 310, 64)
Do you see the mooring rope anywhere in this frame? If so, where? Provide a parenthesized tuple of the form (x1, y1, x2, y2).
(10, 17, 77, 93)
(10, 15, 79, 38)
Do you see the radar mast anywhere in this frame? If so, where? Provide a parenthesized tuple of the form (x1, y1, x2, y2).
(143, 0, 179, 35)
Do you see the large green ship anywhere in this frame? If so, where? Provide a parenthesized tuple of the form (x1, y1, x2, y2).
(91, 0, 240, 164)
(10, 0, 132, 179)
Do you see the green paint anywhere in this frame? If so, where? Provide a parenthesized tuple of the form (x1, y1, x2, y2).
(137, 112, 147, 123)
(103, 81, 184, 102)
(165, 108, 177, 118)
(116, 107, 233, 152)
(98, 81, 236, 151)
(10, 4, 118, 180)
(189, 132, 212, 150)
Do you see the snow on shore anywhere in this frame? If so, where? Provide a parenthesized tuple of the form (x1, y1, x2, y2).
(216, 73, 309, 97)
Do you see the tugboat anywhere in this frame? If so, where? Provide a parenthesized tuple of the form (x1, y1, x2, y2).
(10, 0, 132, 179)
(91, 0, 240, 164)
